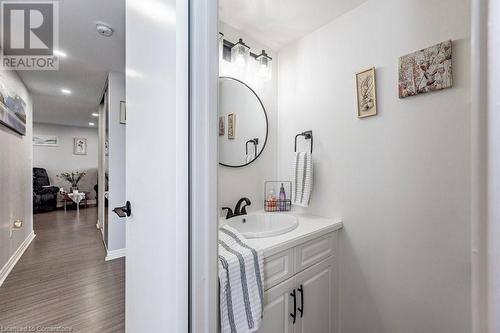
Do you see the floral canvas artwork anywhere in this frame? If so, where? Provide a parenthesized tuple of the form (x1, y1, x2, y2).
(356, 68, 377, 118)
(399, 40, 452, 98)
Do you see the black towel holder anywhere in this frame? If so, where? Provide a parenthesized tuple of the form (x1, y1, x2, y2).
(245, 138, 259, 155)
(294, 130, 313, 153)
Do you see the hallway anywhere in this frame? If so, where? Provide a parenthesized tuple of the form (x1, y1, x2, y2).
(0, 207, 125, 332)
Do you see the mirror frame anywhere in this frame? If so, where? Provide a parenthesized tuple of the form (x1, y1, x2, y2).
(219, 76, 269, 168)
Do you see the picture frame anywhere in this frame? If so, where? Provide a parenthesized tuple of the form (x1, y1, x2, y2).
(356, 67, 377, 118)
(219, 116, 225, 136)
(0, 74, 27, 136)
(120, 101, 126, 124)
(228, 113, 235, 139)
(74, 138, 88, 155)
(33, 135, 59, 146)
(398, 40, 452, 98)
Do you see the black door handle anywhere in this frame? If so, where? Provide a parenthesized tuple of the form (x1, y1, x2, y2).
(113, 201, 131, 218)
(298, 284, 304, 318)
(290, 289, 297, 324)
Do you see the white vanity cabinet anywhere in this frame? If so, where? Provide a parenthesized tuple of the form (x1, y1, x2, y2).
(256, 231, 338, 333)
(294, 257, 336, 333)
(257, 276, 296, 333)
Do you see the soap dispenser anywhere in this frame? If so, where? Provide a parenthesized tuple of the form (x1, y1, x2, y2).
(279, 183, 286, 211)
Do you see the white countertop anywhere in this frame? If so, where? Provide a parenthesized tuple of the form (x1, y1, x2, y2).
(221, 212, 343, 257)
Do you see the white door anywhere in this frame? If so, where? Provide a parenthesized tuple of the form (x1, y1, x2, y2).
(125, 0, 188, 332)
(257, 277, 296, 333)
(295, 258, 336, 333)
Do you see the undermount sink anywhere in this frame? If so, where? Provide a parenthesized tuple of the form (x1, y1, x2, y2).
(222, 213, 299, 238)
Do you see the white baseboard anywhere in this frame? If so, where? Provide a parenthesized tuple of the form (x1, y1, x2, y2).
(0, 231, 36, 287)
(105, 248, 126, 261)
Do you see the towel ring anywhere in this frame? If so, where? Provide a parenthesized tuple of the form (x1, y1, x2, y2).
(245, 138, 259, 155)
(294, 131, 313, 153)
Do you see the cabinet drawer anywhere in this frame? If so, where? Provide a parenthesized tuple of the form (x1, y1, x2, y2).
(295, 233, 335, 272)
(263, 248, 294, 290)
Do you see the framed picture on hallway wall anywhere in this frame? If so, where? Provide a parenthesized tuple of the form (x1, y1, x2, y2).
(74, 138, 87, 155)
(33, 135, 59, 146)
(0, 74, 27, 136)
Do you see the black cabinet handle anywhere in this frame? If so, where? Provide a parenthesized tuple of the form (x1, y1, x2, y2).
(290, 289, 297, 324)
(113, 201, 131, 218)
(298, 284, 304, 318)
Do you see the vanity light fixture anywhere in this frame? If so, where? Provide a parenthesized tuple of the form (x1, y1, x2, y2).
(256, 50, 272, 81)
(220, 33, 272, 80)
(231, 38, 250, 68)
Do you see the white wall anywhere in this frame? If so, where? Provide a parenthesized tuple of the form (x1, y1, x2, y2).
(106, 71, 126, 252)
(218, 22, 278, 213)
(276, 0, 471, 332)
(33, 123, 98, 201)
(0, 70, 33, 281)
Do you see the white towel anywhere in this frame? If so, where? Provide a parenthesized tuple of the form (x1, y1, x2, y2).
(293, 151, 313, 207)
(246, 151, 255, 164)
(219, 225, 264, 333)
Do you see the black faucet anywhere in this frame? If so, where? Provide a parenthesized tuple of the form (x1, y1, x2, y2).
(234, 197, 251, 217)
(221, 207, 234, 219)
(221, 198, 252, 219)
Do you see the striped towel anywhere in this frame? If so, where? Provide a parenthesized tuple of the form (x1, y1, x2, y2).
(219, 225, 264, 333)
(293, 151, 313, 207)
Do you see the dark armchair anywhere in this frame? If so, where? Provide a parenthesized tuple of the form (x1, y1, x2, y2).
(94, 177, 109, 207)
(33, 167, 60, 213)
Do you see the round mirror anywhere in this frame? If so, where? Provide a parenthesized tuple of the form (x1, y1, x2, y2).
(219, 77, 268, 167)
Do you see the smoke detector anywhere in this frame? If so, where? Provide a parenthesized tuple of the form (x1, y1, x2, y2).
(96, 23, 114, 37)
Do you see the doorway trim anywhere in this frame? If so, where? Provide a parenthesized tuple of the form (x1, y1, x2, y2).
(97, 80, 108, 249)
(189, 0, 219, 332)
(470, 0, 488, 332)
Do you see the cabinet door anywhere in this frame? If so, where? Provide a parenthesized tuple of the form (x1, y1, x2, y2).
(295, 257, 336, 333)
(256, 276, 296, 333)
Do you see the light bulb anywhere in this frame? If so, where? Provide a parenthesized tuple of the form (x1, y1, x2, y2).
(231, 39, 250, 69)
(256, 50, 272, 81)
(235, 54, 246, 68)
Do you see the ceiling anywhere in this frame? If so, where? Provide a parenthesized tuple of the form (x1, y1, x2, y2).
(18, 0, 125, 128)
(219, 0, 368, 50)
(21, 0, 364, 127)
